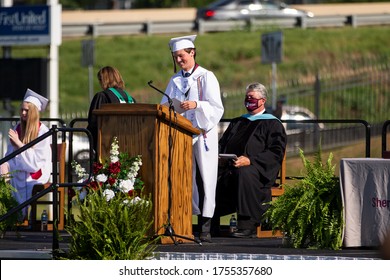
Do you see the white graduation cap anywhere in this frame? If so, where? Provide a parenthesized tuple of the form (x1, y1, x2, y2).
(169, 34, 197, 52)
(23, 88, 49, 112)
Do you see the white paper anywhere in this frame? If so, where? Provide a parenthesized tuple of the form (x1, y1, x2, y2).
(163, 98, 185, 114)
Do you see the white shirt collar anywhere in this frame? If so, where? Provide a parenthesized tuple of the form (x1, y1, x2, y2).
(183, 65, 195, 76)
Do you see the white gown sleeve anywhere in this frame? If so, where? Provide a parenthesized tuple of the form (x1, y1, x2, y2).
(7, 125, 52, 175)
(194, 71, 224, 132)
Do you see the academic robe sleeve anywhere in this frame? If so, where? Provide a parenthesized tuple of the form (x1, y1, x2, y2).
(248, 120, 287, 184)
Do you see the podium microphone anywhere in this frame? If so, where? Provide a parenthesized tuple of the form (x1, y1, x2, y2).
(148, 80, 173, 107)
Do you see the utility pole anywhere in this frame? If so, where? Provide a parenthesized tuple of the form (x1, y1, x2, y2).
(47, 0, 61, 119)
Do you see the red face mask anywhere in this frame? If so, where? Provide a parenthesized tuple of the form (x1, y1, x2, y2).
(245, 97, 261, 112)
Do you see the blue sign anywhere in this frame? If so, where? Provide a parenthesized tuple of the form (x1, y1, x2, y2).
(0, 6, 50, 46)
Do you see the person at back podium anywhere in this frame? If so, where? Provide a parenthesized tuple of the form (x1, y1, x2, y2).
(161, 35, 224, 242)
(213, 82, 287, 238)
(87, 66, 136, 155)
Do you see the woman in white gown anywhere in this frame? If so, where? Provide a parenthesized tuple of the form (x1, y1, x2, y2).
(1, 89, 52, 219)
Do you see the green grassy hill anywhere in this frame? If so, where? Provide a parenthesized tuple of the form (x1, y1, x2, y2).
(3, 26, 390, 116)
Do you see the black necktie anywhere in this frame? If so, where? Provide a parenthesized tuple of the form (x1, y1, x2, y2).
(184, 72, 190, 77)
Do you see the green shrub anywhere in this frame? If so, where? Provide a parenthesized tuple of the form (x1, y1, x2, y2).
(65, 190, 156, 260)
(264, 148, 343, 249)
(0, 175, 22, 238)
(65, 137, 158, 259)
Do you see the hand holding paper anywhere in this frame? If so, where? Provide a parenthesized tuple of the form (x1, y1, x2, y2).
(163, 98, 185, 114)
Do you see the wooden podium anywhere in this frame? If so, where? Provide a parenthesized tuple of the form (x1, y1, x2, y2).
(94, 104, 200, 244)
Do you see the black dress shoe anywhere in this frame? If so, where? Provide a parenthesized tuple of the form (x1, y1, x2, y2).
(231, 229, 256, 238)
(200, 232, 212, 243)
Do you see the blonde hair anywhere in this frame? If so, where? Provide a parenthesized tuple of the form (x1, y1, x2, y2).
(20, 102, 40, 144)
(97, 66, 125, 90)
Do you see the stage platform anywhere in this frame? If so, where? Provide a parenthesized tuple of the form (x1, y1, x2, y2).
(0, 230, 382, 260)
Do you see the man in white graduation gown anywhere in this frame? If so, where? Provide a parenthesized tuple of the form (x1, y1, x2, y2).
(161, 35, 224, 242)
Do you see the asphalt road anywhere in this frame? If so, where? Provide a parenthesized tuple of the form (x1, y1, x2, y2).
(62, 3, 390, 24)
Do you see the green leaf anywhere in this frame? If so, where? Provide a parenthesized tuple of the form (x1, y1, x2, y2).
(264, 146, 343, 249)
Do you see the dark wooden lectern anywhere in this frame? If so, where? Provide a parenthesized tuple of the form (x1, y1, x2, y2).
(94, 104, 200, 244)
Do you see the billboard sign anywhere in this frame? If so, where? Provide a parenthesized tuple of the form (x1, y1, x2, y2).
(261, 31, 283, 64)
(0, 5, 51, 46)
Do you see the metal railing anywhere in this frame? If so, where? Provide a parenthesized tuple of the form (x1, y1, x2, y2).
(0, 125, 94, 254)
(62, 13, 390, 37)
(219, 118, 371, 158)
(0, 117, 386, 254)
(0, 118, 67, 159)
(68, 118, 89, 184)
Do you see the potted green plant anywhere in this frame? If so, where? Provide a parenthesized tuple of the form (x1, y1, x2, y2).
(65, 137, 157, 259)
(0, 175, 22, 238)
(264, 148, 343, 250)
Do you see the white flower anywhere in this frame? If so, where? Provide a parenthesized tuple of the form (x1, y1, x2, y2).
(110, 137, 120, 163)
(96, 174, 108, 183)
(127, 156, 143, 180)
(110, 155, 119, 163)
(72, 161, 88, 179)
(103, 189, 115, 202)
(129, 196, 142, 205)
(123, 197, 149, 207)
(118, 179, 134, 193)
(72, 137, 145, 205)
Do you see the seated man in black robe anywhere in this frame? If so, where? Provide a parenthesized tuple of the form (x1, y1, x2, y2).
(214, 82, 287, 238)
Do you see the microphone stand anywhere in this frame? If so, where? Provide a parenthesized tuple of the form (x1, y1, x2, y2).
(148, 81, 173, 110)
(148, 81, 201, 245)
